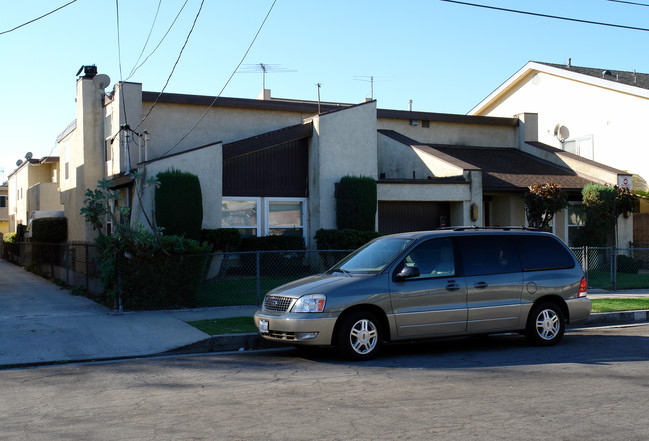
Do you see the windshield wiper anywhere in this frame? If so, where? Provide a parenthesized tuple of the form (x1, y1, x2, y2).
(330, 268, 352, 277)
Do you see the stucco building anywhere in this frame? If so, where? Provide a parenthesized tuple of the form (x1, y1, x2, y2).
(0, 184, 8, 235)
(6, 156, 63, 233)
(55, 66, 633, 248)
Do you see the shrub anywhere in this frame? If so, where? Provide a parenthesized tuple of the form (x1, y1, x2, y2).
(240, 235, 306, 251)
(201, 228, 241, 252)
(336, 176, 377, 231)
(617, 254, 640, 274)
(155, 169, 203, 241)
(525, 182, 568, 230)
(574, 184, 617, 247)
(315, 228, 382, 250)
(4, 232, 17, 243)
(32, 217, 67, 243)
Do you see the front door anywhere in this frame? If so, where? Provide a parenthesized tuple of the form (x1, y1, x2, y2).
(456, 235, 523, 333)
(389, 238, 468, 338)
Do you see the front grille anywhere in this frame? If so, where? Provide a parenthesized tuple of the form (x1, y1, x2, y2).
(268, 330, 297, 340)
(263, 295, 294, 312)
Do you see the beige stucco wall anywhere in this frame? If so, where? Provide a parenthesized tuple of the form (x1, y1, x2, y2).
(377, 117, 517, 148)
(130, 142, 223, 232)
(308, 102, 378, 247)
(27, 182, 63, 214)
(476, 70, 649, 181)
(7, 161, 60, 232)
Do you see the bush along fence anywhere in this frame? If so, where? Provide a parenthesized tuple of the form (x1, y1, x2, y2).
(4, 241, 649, 309)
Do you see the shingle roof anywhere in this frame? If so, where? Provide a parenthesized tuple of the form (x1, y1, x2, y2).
(537, 62, 649, 90)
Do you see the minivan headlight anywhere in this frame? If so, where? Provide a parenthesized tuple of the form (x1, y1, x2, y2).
(291, 294, 326, 313)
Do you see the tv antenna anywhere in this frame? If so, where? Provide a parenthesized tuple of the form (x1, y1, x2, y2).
(239, 63, 297, 90)
(353, 75, 393, 100)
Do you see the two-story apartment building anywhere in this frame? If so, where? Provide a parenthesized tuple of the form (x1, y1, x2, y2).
(6, 157, 63, 233)
(0, 184, 8, 235)
(55, 66, 633, 248)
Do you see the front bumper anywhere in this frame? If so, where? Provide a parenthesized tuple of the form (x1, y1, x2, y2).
(254, 310, 338, 346)
(566, 297, 592, 323)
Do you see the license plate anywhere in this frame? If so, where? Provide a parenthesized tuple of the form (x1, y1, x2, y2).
(259, 319, 269, 333)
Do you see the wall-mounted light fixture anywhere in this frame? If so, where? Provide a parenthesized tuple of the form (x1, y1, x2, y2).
(470, 203, 479, 222)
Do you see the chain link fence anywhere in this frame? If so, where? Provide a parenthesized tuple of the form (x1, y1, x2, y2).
(571, 246, 649, 290)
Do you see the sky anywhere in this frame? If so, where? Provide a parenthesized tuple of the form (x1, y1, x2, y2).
(1, 0, 649, 183)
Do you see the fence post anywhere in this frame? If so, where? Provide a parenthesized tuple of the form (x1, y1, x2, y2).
(584, 246, 589, 287)
(612, 246, 617, 291)
(65, 243, 70, 286)
(50, 243, 54, 279)
(256, 251, 261, 305)
(85, 243, 90, 291)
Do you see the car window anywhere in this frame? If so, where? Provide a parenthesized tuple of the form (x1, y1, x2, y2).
(457, 235, 521, 276)
(517, 235, 575, 271)
(334, 237, 414, 273)
(400, 238, 455, 279)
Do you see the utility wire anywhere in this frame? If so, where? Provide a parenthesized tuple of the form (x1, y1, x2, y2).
(134, 0, 206, 132)
(0, 0, 78, 36)
(440, 0, 649, 32)
(115, 0, 129, 126)
(126, 0, 163, 79)
(126, 0, 190, 81)
(158, 0, 278, 158)
(606, 0, 649, 6)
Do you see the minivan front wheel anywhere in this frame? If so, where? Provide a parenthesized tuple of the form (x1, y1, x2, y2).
(336, 311, 383, 361)
(525, 302, 565, 346)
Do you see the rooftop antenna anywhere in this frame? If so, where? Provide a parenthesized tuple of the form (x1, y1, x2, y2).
(239, 63, 296, 90)
(353, 75, 393, 100)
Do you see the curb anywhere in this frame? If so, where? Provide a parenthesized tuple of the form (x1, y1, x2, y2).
(579, 310, 649, 327)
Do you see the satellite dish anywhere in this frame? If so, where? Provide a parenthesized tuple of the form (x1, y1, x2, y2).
(553, 124, 570, 142)
(92, 74, 111, 90)
(25, 152, 33, 160)
(16, 159, 23, 167)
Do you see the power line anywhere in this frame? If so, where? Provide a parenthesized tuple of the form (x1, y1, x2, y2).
(126, 0, 163, 79)
(126, 0, 191, 81)
(0, 0, 78, 36)
(440, 0, 649, 32)
(115, 0, 129, 126)
(158, 0, 278, 158)
(606, 0, 649, 6)
(134, 0, 206, 132)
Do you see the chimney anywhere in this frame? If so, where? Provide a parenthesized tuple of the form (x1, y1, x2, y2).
(408, 100, 413, 111)
(567, 58, 571, 68)
(257, 89, 271, 100)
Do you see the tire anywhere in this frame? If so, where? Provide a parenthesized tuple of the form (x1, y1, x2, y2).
(525, 302, 565, 346)
(336, 310, 383, 361)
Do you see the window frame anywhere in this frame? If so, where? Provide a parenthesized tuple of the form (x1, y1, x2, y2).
(264, 197, 307, 241)
(222, 197, 261, 237)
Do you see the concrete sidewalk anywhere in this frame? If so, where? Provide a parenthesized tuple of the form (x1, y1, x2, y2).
(1, 259, 648, 368)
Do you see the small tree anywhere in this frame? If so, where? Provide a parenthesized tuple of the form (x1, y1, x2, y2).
(155, 169, 203, 241)
(524, 182, 568, 230)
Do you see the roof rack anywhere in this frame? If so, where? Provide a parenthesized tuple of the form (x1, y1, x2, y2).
(437, 226, 542, 232)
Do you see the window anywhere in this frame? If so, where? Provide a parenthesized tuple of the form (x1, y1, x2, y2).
(222, 198, 260, 237)
(402, 238, 455, 279)
(64, 142, 70, 180)
(457, 235, 521, 276)
(566, 203, 586, 247)
(517, 236, 574, 271)
(0, 195, 6, 208)
(563, 135, 594, 160)
(265, 198, 306, 239)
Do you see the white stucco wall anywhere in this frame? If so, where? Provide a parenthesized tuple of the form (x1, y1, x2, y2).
(308, 102, 378, 245)
(476, 70, 649, 181)
(130, 142, 223, 232)
(377, 118, 517, 148)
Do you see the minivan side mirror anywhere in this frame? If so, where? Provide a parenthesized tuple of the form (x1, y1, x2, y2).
(396, 266, 420, 280)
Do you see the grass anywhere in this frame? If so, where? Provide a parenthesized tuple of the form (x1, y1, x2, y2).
(187, 316, 257, 335)
(587, 271, 649, 290)
(591, 298, 649, 313)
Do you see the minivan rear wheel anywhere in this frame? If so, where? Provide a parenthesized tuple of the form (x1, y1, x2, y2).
(525, 302, 565, 346)
(336, 310, 383, 361)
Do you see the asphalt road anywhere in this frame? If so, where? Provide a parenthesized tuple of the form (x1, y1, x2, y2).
(2, 324, 648, 441)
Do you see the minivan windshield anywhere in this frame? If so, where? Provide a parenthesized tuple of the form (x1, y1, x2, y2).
(329, 237, 414, 274)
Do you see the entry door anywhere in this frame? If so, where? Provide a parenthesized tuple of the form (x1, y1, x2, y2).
(456, 235, 523, 333)
(389, 238, 468, 338)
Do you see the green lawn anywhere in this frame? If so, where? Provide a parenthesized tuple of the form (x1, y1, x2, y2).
(591, 298, 649, 313)
(587, 271, 649, 290)
(187, 316, 257, 335)
(193, 277, 297, 307)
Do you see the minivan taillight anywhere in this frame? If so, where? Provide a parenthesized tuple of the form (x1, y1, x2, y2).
(578, 277, 588, 298)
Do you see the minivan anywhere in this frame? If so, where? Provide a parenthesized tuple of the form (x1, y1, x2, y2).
(254, 228, 591, 360)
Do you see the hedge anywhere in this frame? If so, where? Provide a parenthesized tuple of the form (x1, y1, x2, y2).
(336, 176, 377, 231)
(32, 217, 67, 243)
(315, 228, 382, 250)
(155, 170, 203, 241)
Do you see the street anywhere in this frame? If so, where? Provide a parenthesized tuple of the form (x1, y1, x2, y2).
(2, 324, 648, 441)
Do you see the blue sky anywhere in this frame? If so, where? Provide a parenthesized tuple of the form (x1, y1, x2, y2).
(1, 0, 648, 182)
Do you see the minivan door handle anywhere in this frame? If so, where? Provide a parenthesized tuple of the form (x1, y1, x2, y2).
(474, 281, 488, 289)
(446, 280, 460, 291)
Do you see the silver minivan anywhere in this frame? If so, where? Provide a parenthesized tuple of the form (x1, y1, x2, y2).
(254, 228, 591, 360)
